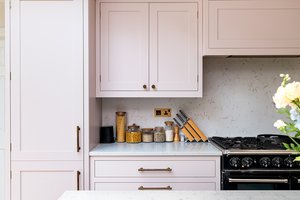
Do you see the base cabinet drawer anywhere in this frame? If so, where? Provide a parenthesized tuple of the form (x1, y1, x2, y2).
(90, 156, 220, 191)
(92, 159, 217, 178)
(94, 182, 216, 191)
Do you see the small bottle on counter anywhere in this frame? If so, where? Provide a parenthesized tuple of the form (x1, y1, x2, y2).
(142, 128, 154, 143)
(126, 124, 142, 143)
(154, 126, 165, 143)
(164, 121, 174, 142)
(116, 112, 126, 143)
(173, 125, 180, 142)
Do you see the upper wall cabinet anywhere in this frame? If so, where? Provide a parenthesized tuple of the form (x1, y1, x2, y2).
(97, 1, 202, 98)
(204, 0, 300, 55)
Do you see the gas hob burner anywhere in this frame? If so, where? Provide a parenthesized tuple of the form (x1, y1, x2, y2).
(210, 134, 300, 151)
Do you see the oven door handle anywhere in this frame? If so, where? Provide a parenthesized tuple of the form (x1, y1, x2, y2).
(228, 178, 289, 184)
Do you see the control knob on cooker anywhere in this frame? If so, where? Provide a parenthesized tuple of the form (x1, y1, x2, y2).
(241, 157, 253, 168)
(272, 157, 283, 168)
(229, 157, 241, 168)
(284, 157, 294, 168)
(259, 157, 271, 168)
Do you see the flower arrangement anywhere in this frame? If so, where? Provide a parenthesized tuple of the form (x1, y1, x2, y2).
(273, 74, 300, 161)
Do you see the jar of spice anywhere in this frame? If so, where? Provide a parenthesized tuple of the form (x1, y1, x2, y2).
(116, 112, 126, 143)
(154, 126, 165, 143)
(142, 128, 154, 143)
(126, 124, 142, 143)
(165, 121, 174, 142)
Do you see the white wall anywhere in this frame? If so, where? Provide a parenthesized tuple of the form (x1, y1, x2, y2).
(102, 57, 300, 137)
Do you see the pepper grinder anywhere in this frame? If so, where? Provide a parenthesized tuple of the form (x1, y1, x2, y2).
(174, 125, 180, 142)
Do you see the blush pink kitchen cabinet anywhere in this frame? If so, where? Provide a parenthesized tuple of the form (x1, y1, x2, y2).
(90, 156, 220, 191)
(9, 0, 84, 199)
(204, 0, 300, 55)
(97, 1, 203, 98)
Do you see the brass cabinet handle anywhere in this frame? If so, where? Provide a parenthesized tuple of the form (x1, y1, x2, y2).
(151, 85, 156, 89)
(143, 84, 147, 89)
(76, 126, 81, 152)
(138, 167, 172, 172)
(138, 186, 172, 190)
(77, 171, 80, 190)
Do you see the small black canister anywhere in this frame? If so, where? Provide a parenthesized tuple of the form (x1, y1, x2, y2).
(100, 126, 114, 143)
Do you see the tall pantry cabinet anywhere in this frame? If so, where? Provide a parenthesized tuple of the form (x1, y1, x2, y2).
(9, 0, 87, 200)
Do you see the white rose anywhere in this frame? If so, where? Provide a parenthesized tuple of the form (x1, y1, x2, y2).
(284, 81, 300, 101)
(273, 86, 291, 109)
(274, 120, 287, 129)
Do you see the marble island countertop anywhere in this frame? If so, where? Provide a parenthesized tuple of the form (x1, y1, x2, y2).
(89, 142, 222, 156)
(58, 191, 300, 200)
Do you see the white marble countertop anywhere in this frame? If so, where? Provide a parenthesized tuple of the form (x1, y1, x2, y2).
(58, 191, 300, 200)
(89, 142, 222, 156)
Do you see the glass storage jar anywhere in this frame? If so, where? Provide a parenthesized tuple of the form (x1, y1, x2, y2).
(142, 128, 154, 143)
(126, 124, 142, 143)
(116, 111, 126, 143)
(165, 121, 174, 142)
(154, 126, 165, 143)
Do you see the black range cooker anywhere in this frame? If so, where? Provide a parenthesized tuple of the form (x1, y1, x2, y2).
(210, 134, 300, 190)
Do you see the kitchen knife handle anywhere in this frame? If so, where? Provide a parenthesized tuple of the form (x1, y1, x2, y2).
(176, 114, 185, 124)
(76, 126, 81, 152)
(173, 118, 182, 127)
(188, 119, 207, 142)
(179, 110, 189, 120)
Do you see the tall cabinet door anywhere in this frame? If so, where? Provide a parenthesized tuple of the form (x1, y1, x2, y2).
(149, 3, 198, 91)
(99, 3, 149, 91)
(10, 0, 84, 161)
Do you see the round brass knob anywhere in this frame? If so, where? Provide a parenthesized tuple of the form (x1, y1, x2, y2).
(143, 85, 147, 89)
(151, 85, 156, 89)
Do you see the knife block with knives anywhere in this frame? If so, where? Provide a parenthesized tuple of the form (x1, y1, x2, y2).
(173, 110, 207, 142)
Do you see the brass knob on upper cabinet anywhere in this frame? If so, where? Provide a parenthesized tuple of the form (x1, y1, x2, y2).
(143, 84, 147, 89)
(151, 85, 156, 89)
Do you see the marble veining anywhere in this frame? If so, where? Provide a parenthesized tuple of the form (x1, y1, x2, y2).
(58, 191, 300, 200)
(102, 57, 300, 137)
(89, 142, 222, 156)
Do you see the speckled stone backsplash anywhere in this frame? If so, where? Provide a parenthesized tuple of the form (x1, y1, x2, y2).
(102, 57, 300, 137)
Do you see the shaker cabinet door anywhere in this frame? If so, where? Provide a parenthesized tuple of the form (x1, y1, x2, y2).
(205, 0, 300, 55)
(98, 3, 149, 91)
(10, 0, 84, 160)
(11, 161, 83, 200)
(149, 3, 199, 91)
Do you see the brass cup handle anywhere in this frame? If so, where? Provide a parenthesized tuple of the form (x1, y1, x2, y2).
(138, 167, 172, 172)
(151, 85, 156, 89)
(138, 186, 172, 190)
(143, 84, 147, 89)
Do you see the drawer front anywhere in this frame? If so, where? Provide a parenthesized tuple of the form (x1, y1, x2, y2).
(94, 182, 216, 191)
(93, 160, 216, 178)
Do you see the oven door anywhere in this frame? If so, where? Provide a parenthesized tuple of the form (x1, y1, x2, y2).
(291, 176, 300, 190)
(222, 172, 291, 190)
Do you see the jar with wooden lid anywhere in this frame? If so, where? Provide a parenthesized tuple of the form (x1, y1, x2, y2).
(154, 126, 165, 143)
(116, 112, 126, 143)
(126, 124, 142, 143)
(165, 121, 174, 142)
(142, 128, 154, 143)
